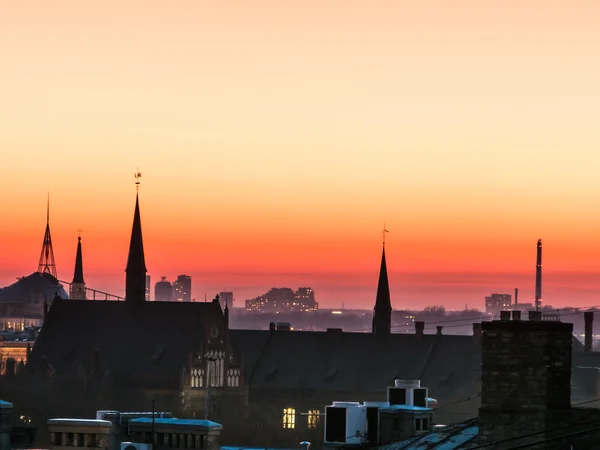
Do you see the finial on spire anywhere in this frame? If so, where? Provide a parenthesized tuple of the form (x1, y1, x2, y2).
(382, 223, 390, 246)
(135, 168, 142, 191)
(47, 192, 50, 224)
(77, 228, 83, 240)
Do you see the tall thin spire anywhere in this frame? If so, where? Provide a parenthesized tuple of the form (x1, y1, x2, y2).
(37, 194, 58, 279)
(373, 227, 392, 335)
(126, 171, 147, 304)
(535, 239, 542, 311)
(70, 234, 87, 299)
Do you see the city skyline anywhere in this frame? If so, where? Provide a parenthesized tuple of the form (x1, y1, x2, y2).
(3, 2, 600, 309)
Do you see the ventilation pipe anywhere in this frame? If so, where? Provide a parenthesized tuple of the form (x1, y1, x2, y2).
(436, 326, 443, 335)
(415, 321, 425, 337)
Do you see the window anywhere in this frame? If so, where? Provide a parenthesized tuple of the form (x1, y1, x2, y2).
(308, 410, 320, 429)
(415, 417, 430, 432)
(191, 368, 205, 388)
(205, 351, 225, 387)
(283, 408, 296, 429)
(227, 368, 240, 387)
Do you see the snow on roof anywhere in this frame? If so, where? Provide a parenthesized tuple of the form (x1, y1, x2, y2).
(131, 418, 222, 429)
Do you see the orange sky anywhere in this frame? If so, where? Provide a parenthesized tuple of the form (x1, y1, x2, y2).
(2, 1, 600, 309)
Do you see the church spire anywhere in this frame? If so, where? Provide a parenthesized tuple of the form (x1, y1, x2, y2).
(37, 193, 58, 279)
(372, 227, 392, 335)
(70, 233, 87, 299)
(125, 171, 147, 304)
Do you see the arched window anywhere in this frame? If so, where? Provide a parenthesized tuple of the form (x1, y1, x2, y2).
(190, 368, 204, 388)
(205, 350, 225, 387)
(227, 368, 241, 387)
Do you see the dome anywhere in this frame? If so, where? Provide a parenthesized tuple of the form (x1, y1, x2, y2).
(0, 272, 68, 305)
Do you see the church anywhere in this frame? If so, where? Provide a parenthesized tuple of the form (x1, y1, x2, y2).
(0, 186, 560, 447)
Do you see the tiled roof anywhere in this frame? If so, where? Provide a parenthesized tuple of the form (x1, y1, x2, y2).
(230, 330, 482, 395)
(29, 299, 223, 377)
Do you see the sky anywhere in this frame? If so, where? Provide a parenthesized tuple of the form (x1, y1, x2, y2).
(2, 1, 600, 309)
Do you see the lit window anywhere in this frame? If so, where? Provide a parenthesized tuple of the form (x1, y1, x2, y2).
(308, 410, 320, 429)
(283, 408, 296, 429)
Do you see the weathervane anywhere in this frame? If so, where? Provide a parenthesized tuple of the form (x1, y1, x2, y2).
(135, 168, 142, 191)
(382, 222, 390, 245)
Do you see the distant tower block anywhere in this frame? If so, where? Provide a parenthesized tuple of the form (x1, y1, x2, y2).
(70, 234, 87, 300)
(37, 194, 58, 279)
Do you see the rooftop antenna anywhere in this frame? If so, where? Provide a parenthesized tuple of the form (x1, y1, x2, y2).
(382, 222, 390, 246)
(135, 168, 142, 191)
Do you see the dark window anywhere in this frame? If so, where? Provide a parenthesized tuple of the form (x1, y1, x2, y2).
(413, 389, 427, 407)
(87, 434, 97, 448)
(366, 407, 379, 443)
(389, 388, 407, 405)
(325, 407, 346, 443)
(415, 418, 422, 431)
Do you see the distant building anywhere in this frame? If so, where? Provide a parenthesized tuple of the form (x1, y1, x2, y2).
(173, 275, 192, 302)
(145, 274, 151, 301)
(245, 287, 318, 313)
(155, 277, 172, 301)
(485, 293, 512, 315)
(219, 291, 234, 309)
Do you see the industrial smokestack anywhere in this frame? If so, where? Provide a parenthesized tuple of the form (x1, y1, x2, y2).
(514, 288, 519, 306)
(535, 239, 542, 311)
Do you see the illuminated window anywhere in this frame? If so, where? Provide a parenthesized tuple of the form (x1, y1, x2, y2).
(282, 408, 296, 429)
(227, 368, 241, 387)
(308, 410, 320, 429)
(191, 368, 204, 388)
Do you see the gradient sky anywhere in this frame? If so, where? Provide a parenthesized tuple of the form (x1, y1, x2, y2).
(2, 1, 600, 309)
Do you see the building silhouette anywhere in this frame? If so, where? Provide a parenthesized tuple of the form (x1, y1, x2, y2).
(145, 275, 151, 301)
(69, 237, 86, 300)
(173, 275, 192, 302)
(372, 242, 391, 335)
(155, 277, 173, 301)
(484, 294, 511, 315)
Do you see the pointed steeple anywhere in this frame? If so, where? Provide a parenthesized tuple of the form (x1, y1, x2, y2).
(372, 242, 392, 335)
(70, 235, 87, 299)
(37, 194, 58, 279)
(125, 192, 147, 304)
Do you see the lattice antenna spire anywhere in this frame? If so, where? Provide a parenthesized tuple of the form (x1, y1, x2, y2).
(38, 193, 58, 279)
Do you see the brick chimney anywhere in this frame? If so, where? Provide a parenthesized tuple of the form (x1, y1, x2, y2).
(473, 323, 482, 343)
(478, 318, 573, 447)
(584, 311, 594, 353)
(415, 321, 424, 337)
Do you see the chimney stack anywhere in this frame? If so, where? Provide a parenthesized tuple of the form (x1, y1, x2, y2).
(584, 311, 594, 353)
(473, 323, 482, 343)
(528, 310, 542, 321)
(514, 288, 519, 306)
(511, 310, 521, 321)
(415, 321, 424, 337)
(500, 311, 511, 321)
(535, 239, 542, 311)
(436, 326, 443, 335)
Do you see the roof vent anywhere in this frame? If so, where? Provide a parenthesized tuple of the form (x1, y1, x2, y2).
(500, 311, 511, 321)
(276, 322, 291, 331)
(327, 328, 343, 334)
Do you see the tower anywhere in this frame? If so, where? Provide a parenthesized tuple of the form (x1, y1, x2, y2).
(69, 235, 87, 299)
(125, 172, 147, 304)
(37, 195, 58, 279)
(535, 239, 542, 311)
(372, 228, 392, 335)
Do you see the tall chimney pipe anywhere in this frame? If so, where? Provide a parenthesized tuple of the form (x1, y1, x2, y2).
(585, 311, 594, 353)
(514, 288, 519, 306)
(535, 239, 542, 311)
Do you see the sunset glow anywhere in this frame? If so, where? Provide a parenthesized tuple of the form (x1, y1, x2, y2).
(2, 1, 600, 308)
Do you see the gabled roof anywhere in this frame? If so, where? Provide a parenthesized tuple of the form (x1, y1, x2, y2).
(230, 330, 481, 395)
(29, 299, 223, 377)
